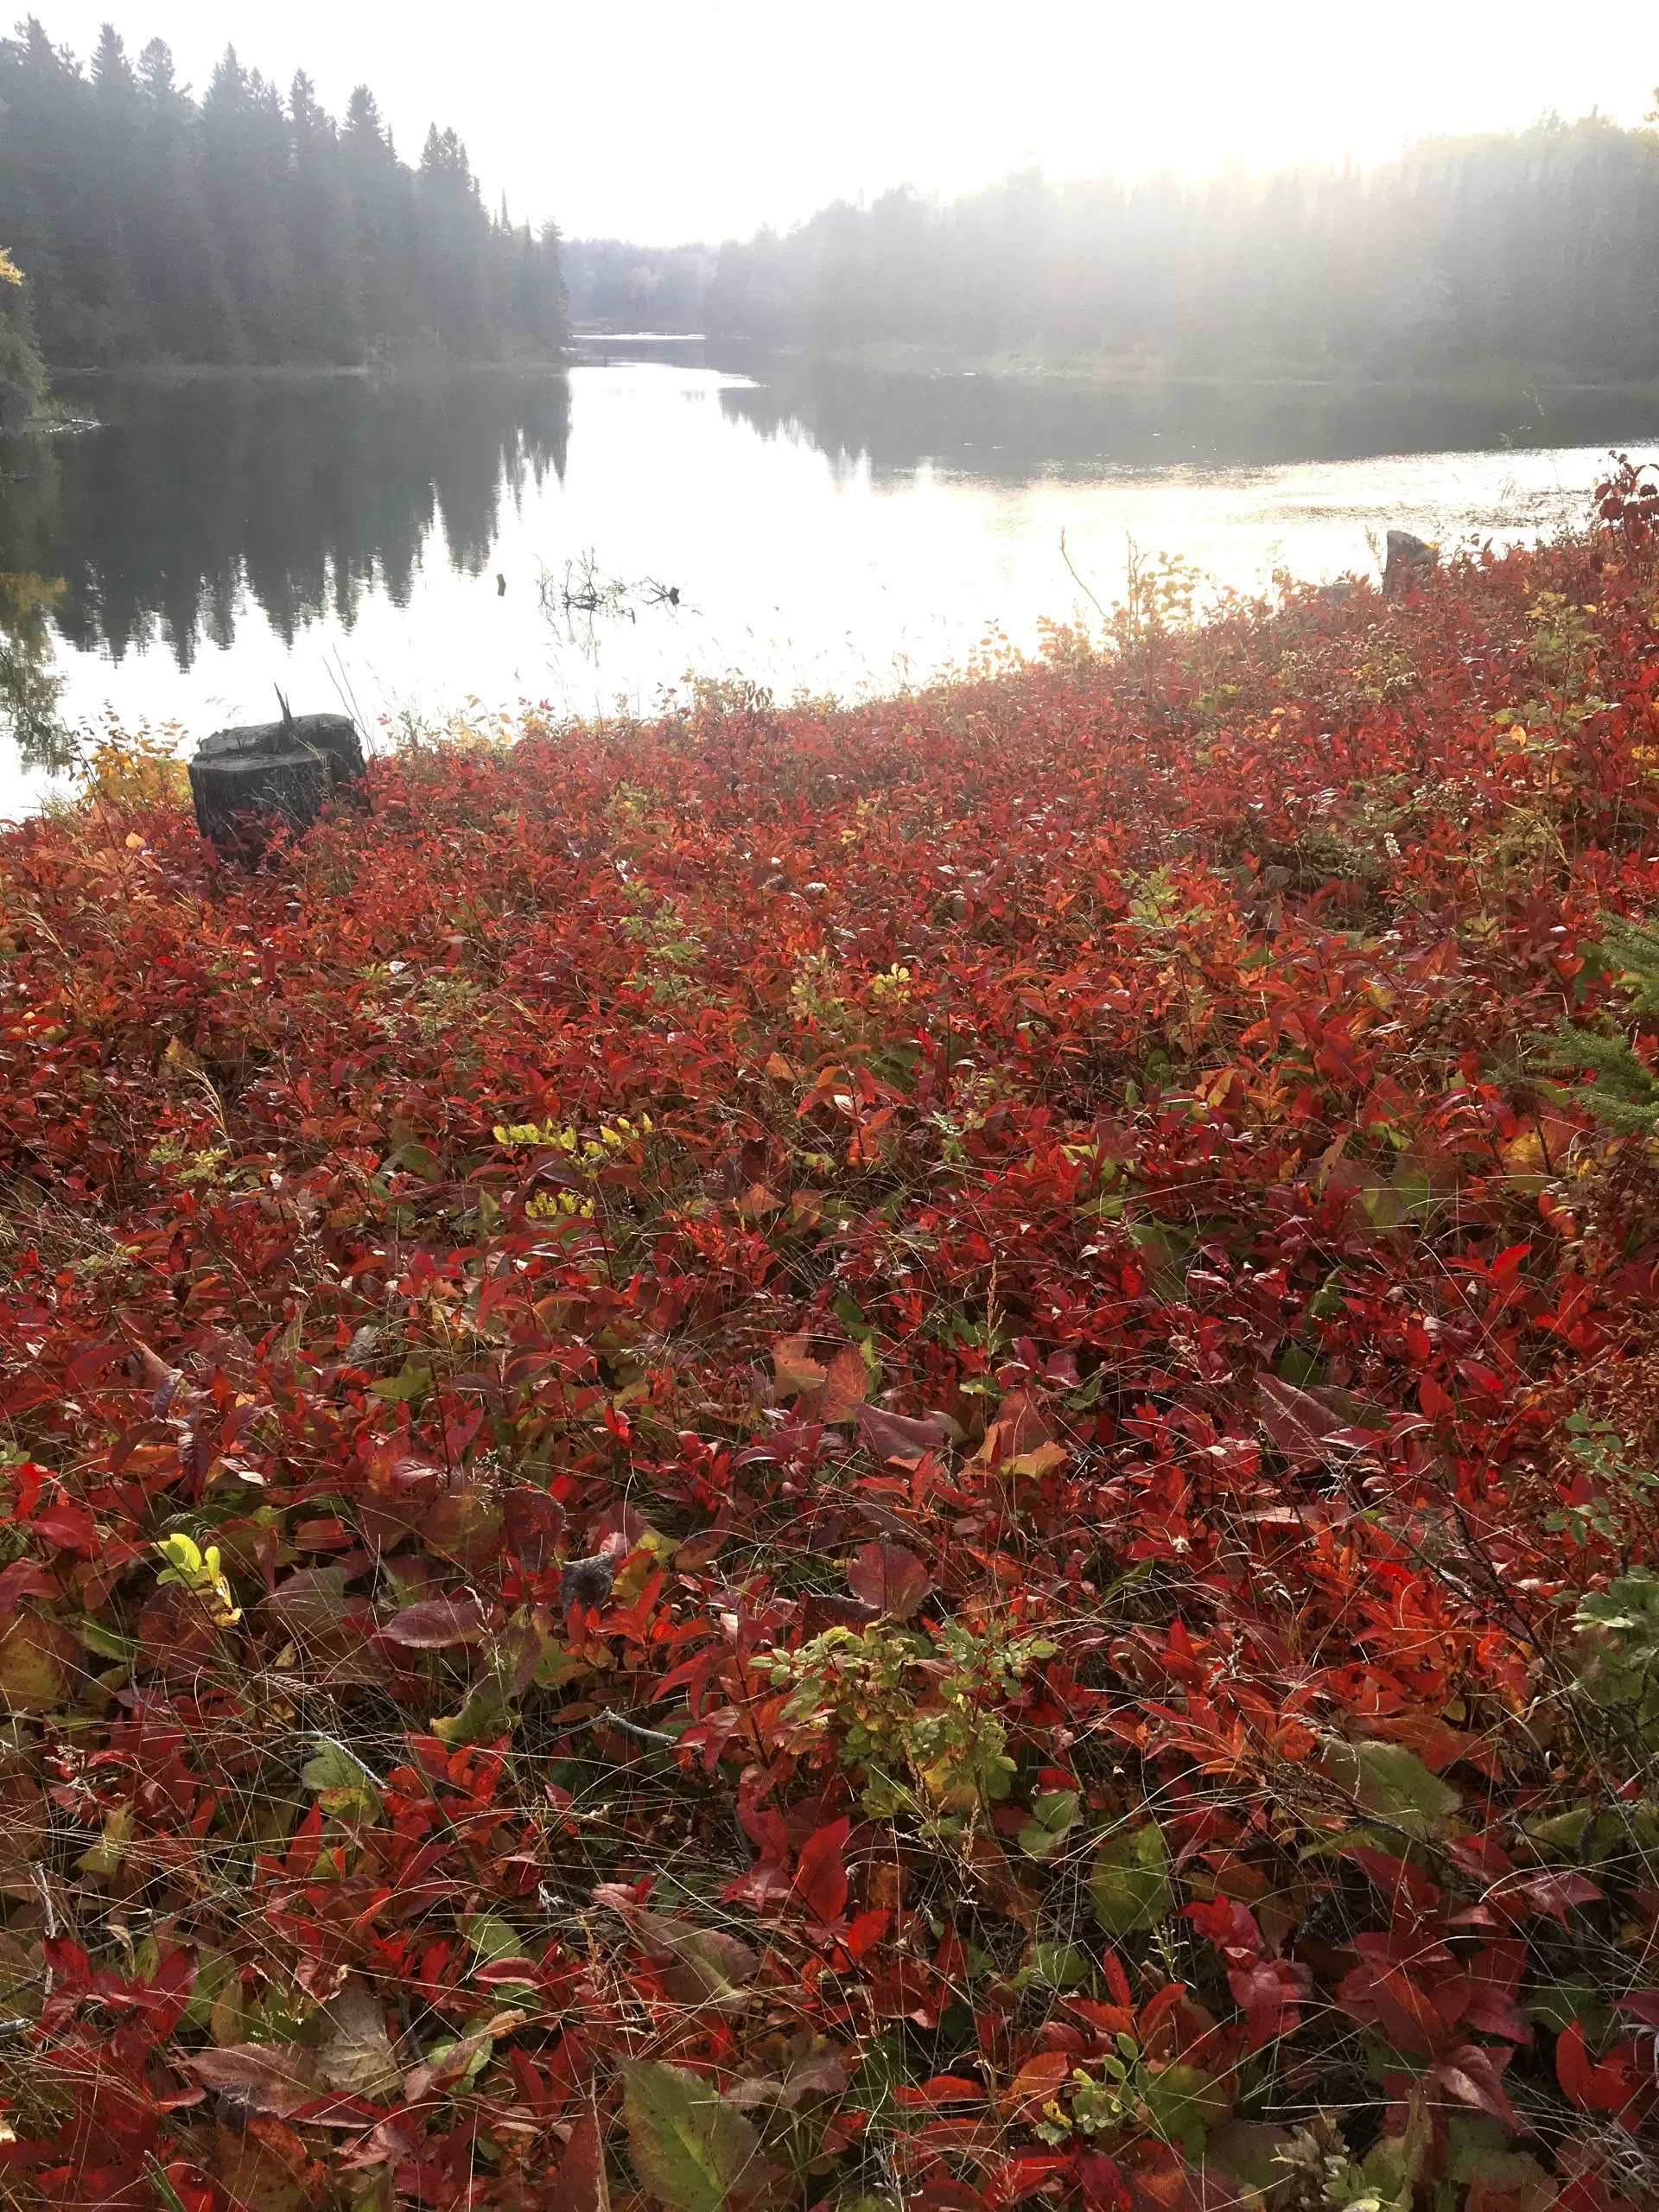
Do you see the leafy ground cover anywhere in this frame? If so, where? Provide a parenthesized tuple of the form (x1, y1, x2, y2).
(3, 480, 1659, 2212)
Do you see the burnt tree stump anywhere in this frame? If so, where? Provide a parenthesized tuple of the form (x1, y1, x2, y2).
(188, 713, 366, 854)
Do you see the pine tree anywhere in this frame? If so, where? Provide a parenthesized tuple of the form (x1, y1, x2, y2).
(0, 20, 569, 368)
(0, 245, 48, 427)
(1540, 915, 1659, 1135)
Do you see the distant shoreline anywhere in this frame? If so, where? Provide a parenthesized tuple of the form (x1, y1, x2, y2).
(41, 357, 571, 386)
(566, 332, 1659, 401)
(31, 345, 1659, 405)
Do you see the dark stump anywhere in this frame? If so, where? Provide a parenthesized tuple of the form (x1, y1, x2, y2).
(188, 714, 366, 854)
(1382, 529, 1439, 598)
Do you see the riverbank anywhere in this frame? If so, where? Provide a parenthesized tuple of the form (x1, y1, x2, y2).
(1, 501, 1657, 2209)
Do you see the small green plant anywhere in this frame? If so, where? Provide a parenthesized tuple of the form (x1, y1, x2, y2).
(152, 1532, 241, 1626)
(147, 1134, 230, 1188)
(771, 1614, 1051, 1835)
(1035, 2041, 1229, 2160)
(1537, 912, 1659, 1134)
(1548, 1411, 1659, 1547)
(1573, 1567, 1659, 1746)
(620, 884, 703, 1004)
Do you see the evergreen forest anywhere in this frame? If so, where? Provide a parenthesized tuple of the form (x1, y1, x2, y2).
(0, 16, 569, 367)
(639, 113, 1659, 380)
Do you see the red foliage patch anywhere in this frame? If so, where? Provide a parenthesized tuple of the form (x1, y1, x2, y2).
(0, 508, 1656, 2208)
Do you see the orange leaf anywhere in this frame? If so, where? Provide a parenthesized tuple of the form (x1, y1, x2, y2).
(772, 1332, 827, 1398)
(820, 1345, 870, 1422)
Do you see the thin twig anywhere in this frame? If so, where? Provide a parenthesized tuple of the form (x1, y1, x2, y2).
(1059, 526, 1109, 627)
(563, 1707, 679, 1747)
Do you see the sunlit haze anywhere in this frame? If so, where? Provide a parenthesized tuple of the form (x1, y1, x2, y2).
(21, 0, 1659, 241)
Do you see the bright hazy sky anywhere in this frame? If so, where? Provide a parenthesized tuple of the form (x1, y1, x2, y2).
(22, 2, 1659, 244)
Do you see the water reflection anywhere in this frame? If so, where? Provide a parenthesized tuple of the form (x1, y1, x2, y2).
(2, 352, 1657, 799)
(709, 350, 1659, 480)
(3, 369, 570, 683)
(0, 432, 68, 768)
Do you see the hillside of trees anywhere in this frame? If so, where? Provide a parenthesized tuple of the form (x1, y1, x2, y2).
(0, 17, 568, 368)
(690, 113, 1659, 379)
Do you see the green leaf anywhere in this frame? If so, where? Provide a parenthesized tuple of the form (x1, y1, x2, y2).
(1336, 2092, 1429, 2212)
(1089, 1821, 1173, 1934)
(314, 1977, 401, 2099)
(301, 1736, 384, 1820)
(1522, 1975, 1614, 2041)
(1028, 1941, 1091, 1989)
(1017, 1788, 1080, 1860)
(370, 1359, 433, 1404)
(146, 2155, 194, 2212)
(74, 1617, 138, 1664)
(430, 1673, 512, 1747)
(467, 1913, 524, 1966)
(1138, 2059, 1230, 2157)
(1523, 1805, 1592, 1858)
(74, 1802, 133, 1876)
(621, 2059, 762, 2212)
(1319, 1739, 1459, 1836)
(181, 1944, 232, 2031)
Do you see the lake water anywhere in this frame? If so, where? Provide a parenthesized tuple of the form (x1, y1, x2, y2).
(3, 343, 1658, 817)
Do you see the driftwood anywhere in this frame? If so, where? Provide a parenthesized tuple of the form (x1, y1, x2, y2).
(1382, 529, 1439, 598)
(188, 712, 365, 854)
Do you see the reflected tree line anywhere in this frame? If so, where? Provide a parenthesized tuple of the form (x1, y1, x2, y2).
(0, 372, 570, 766)
(710, 353, 1659, 480)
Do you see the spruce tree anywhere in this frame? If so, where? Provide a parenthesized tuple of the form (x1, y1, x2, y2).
(0, 19, 569, 369)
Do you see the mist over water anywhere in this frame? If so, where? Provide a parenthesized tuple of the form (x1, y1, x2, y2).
(3, 347, 1657, 817)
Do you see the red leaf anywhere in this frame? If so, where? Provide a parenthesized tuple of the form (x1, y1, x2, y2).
(855, 1403, 949, 1463)
(772, 1332, 827, 1398)
(1257, 1376, 1379, 1470)
(1078, 2152, 1131, 2212)
(187, 2044, 320, 2117)
(549, 2103, 611, 2212)
(792, 1815, 851, 1923)
(502, 1488, 565, 1571)
(0, 1560, 56, 1618)
(1433, 2042, 1520, 2130)
(1556, 2022, 1644, 2121)
(844, 1907, 891, 1960)
(1508, 1868, 1604, 1925)
(381, 1594, 490, 1647)
(846, 1541, 931, 1620)
(27, 1503, 98, 1554)
(1463, 1942, 1530, 2044)
(975, 1388, 1056, 1470)
(893, 2073, 984, 2107)
(1227, 1955, 1309, 2050)
(1003, 2051, 1070, 2112)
